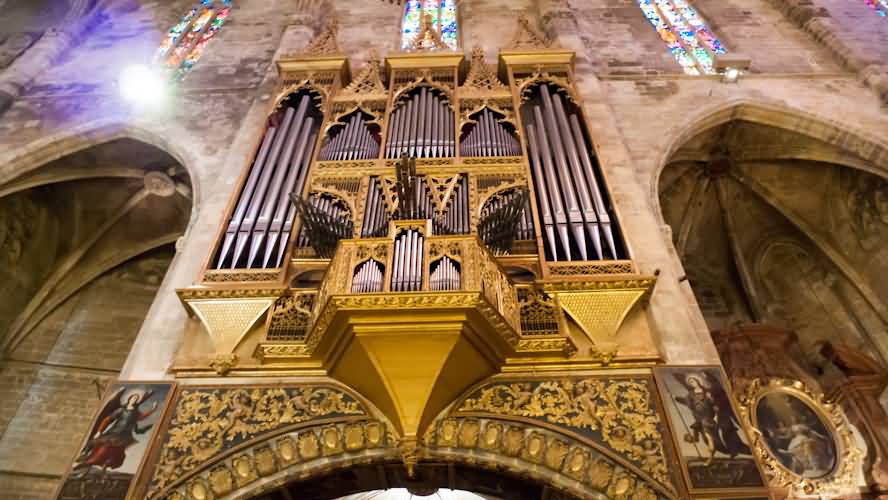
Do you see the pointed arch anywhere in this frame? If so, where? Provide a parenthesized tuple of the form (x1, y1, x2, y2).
(652, 99, 888, 226)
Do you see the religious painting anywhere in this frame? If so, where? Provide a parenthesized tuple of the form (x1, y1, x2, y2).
(736, 378, 862, 496)
(56, 382, 175, 500)
(654, 366, 767, 496)
(754, 391, 837, 478)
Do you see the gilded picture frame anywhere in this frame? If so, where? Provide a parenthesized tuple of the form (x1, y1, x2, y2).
(54, 380, 177, 500)
(653, 365, 770, 498)
(736, 378, 863, 497)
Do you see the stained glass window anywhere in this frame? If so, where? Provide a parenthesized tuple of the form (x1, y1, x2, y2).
(154, 0, 232, 81)
(864, 0, 888, 16)
(636, 0, 726, 75)
(401, 0, 459, 50)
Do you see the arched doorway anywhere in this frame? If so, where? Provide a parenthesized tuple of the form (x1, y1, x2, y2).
(0, 137, 193, 495)
(249, 462, 570, 500)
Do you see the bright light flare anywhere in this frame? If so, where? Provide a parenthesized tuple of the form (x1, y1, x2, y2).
(119, 64, 167, 105)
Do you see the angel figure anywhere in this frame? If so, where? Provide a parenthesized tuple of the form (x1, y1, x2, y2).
(672, 371, 750, 465)
(72, 388, 159, 478)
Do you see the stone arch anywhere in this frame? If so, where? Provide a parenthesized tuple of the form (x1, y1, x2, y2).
(652, 98, 888, 227)
(0, 119, 202, 222)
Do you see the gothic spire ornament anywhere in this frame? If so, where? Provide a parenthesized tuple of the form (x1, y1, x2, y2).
(507, 11, 552, 50)
(462, 47, 508, 93)
(303, 18, 343, 55)
(341, 50, 386, 96)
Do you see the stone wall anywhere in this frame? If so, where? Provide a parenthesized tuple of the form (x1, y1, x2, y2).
(0, 251, 172, 495)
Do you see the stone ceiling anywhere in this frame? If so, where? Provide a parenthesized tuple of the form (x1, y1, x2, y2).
(659, 120, 888, 369)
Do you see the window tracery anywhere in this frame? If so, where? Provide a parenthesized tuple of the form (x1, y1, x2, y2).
(401, 0, 459, 50)
(636, 0, 726, 75)
(154, 0, 233, 81)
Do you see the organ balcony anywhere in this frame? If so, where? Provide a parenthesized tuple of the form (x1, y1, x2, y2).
(174, 46, 660, 438)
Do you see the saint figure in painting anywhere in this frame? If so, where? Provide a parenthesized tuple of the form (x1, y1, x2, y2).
(72, 388, 159, 477)
(672, 371, 751, 465)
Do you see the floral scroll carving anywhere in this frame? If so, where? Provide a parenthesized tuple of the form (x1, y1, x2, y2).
(146, 385, 366, 497)
(454, 377, 678, 495)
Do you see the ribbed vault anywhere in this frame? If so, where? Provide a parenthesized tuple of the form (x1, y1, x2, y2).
(659, 119, 888, 369)
(0, 137, 193, 357)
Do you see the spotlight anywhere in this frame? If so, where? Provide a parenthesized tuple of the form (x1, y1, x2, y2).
(713, 55, 751, 84)
(119, 64, 167, 105)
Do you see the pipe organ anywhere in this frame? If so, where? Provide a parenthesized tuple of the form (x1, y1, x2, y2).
(460, 108, 522, 157)
(194, 48, 647, 373)
(320, 112, 380, 160)
(205, 49, 630, 283)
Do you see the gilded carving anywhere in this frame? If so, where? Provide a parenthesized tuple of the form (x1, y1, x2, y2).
(455, 377, 676, 494)
(146, 386, 366, 497)
(507, 11, 552, 50)
(301, 19, 342, 56)
(432, 417, 676, 499)
(461, 46, 509, 95)
(155, 419, 393, 500)
(201, 269, 282, 283)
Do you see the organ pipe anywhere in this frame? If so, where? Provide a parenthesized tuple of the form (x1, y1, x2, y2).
(215, 93, 320, 269)
(522, 84, 623, 261)
(460, 109, 521, 157)
(430, 256, 460, 291)
(386, 87, 454, 158)
(391, 229, 424, 292)
(320, 113, 379, 160)
(352, 260, 384, 293)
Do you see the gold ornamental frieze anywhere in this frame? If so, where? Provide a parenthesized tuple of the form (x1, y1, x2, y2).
(452, 376, 680, 497)
(430, 417, 670, 500)
(144, 384, 372, 498)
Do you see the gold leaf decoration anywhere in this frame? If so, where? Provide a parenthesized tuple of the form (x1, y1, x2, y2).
(146, 386, 365, 497)
(455, 377, 676, 494)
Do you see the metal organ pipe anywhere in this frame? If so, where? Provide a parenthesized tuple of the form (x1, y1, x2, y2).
(430, 256, 459, 291)
(387, 90, 455, 158)
(523, 84, 621, 261)
(352, 260, 383, 293)
(459, 109, 521, 158)
(323, 114, 378, 161)
(216, 123, 276, 268)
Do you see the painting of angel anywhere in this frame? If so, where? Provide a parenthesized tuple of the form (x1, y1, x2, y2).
(57, 382, 174, 500)
(655, 366, 765, 492)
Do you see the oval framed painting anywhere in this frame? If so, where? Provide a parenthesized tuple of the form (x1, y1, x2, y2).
(752, 389, 837, 478)
(738, 378, 863, 496)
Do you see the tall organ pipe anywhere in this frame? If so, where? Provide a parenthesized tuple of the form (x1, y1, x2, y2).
(529, 113, 571, 260)
(262, 117, 316, 268)
(548, 88, 602, 259)
(231, 105, 297, 267)
(217, 124, 276, 268)
(523, 84, 622, 261)
(537, 86, 589, 261)
(249, 99, 312, 267)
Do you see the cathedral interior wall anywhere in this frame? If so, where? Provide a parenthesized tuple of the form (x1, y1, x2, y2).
(0, 0, 886, 497)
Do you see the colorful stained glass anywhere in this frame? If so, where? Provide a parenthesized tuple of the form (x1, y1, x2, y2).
(864, 0, 888, 16)
(636, 0, 726, 75)
(154, 0, 232, 82)
(400, 0, 459, 50)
